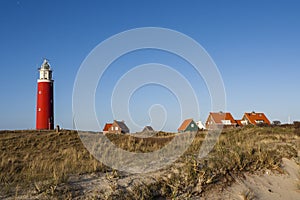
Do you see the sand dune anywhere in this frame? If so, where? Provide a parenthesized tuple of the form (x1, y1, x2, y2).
(202, 157, 300, 200)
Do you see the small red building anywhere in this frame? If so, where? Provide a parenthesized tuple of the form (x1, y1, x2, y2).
(102, 123, 112, 135)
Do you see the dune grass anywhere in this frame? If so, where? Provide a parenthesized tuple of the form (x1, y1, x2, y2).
(0, 126, 299, 199)
(0, 130, 107, 197)
(146, 126, 298, 199)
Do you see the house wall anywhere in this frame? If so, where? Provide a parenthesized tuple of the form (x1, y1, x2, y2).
(108, 122, 121, 134)
(182, 121, 199, 132)
(103, 131, 109, 135)
(206, 115, 215, 129)
(196, 121, 206, 130)
(241, 116, 249, 125)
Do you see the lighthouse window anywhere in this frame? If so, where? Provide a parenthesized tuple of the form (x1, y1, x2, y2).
(39, 91, 42, 94)
(38, 108, 41, 111)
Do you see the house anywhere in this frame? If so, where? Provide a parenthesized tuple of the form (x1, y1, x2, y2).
(178, 118, 199, 133)
(108, 120, 130, 134)
(102, 123, 112, 134)
(142, 126, 154, 132)
(241, 112, 271, 125)
(205, 112, 237, 129)
(196, 121, 206, 130)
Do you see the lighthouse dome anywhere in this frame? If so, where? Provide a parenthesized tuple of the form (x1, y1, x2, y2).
(41, 59, 51, 70)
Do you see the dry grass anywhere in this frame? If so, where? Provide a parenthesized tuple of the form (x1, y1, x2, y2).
(240, 189, 256, 200)
(149, 126, 299, 199)
(0, 130, 107, 197)
(298, 168, 300, 191)
(105, 132, 175, 153)
(0, 126, 299, 199)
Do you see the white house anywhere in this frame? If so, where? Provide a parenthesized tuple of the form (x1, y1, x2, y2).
(196, 121, 206, 130)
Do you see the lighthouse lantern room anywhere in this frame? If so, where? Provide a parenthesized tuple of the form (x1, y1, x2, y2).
(36, 59, 54, 130)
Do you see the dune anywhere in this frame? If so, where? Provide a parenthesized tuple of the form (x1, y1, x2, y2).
(203, 157, 300, 200)
(1, 127, 299, 199)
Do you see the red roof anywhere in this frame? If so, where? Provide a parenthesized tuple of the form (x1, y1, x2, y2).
(103, 123, 112, 131)
(243, 112, 270, 125)
(178, 119, 193, 131)
(208, 112, 236, 124)
(235, 119, 243, 126)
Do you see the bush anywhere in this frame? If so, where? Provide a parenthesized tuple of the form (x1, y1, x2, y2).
(257, 123, 270, 127)
(294, 121, 300, 136)
(272, 121, 281, 126)
(293, 121, 300, 129)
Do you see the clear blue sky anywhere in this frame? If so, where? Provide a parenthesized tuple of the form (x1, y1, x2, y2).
(0, 0, 300, 131)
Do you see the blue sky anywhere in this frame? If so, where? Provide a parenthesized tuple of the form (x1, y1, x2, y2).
(0, 0, 300, 131)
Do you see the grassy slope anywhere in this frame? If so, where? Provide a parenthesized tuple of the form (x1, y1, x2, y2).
(0, 130, 106, 197)
(0, 126, 299, 199)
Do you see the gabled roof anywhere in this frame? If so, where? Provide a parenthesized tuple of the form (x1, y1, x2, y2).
(143, 126, 154, 132)
(243, 112, 270, 125)
(235, 120, 243, 126)
(208, 112, 236, 124)
(178, 118, 194, 131)
(114, 120, 130, 133)
(103, 123, 112, 131)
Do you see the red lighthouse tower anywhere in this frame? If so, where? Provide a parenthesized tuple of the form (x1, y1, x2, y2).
(36, 59, 54, 130)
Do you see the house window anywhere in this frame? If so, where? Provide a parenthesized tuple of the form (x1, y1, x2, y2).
(191, 124, 194, 128)
(255, 120, 264, 124)
(221, 120, 231, 125)
(115, 127, 118, 130)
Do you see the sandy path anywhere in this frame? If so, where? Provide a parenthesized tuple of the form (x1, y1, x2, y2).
(208, 157, 300, 200)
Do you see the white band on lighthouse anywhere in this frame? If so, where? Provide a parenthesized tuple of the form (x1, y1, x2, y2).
(37, 79, 53, 83)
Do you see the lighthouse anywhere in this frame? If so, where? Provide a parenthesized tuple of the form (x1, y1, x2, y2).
(36, 59, 54, 130)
